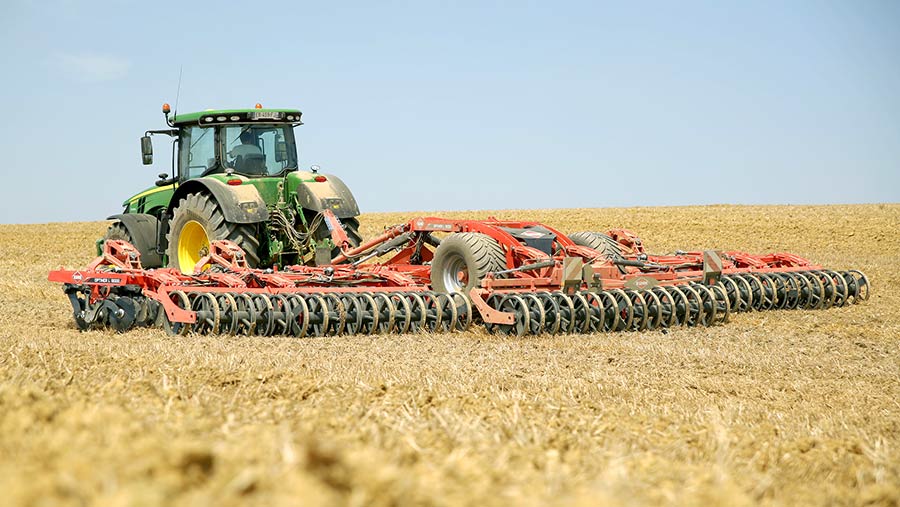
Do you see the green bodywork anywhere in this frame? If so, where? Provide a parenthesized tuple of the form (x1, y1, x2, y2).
(171, 108, 302, 126)
(122, 172, 331, 216)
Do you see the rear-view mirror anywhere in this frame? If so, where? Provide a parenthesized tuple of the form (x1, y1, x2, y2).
(141, 135, 153, 165)
(275, 136, 287, 163)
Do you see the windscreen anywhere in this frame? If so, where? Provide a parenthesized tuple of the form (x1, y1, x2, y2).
(222, 125, 298, 176)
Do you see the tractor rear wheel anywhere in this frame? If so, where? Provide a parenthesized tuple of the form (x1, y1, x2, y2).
(103, 222, 132, 244)
(568, 232, 624, 261)
(342, 217, 363, 247)
(430, 232, 506, 294)
(166, 192, 260, 274)
(103, 221, 164, 268)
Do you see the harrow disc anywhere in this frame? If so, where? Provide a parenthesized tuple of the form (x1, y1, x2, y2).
(215, 293, 238, 335)
(372, 293, 395, 334)
(416, 292, 441, 333)
(270, 294, 293, 335)
(719, 277, 742, 313)
(626, 290, 649, 331)
(814, 271, 836, 309)
(251, 294, 275, 336)
(190, 292, 220, 335)
(432, 293, 457, 332)
(579, 292, 604, 333)
(233, 293, 257, 335)
(304, 294, 330, 337)
(493, 294, 529, 336)
(846, 270, 870, 303)
(608, 289, 633, 332)
(642, 289, 664, 330)
(551, 292, 576, 334)
(322, 293, 347, 335)
(521, 293, 546, 335)
(536, 292, 561, 334)
(355, 293, 380, 334)
(288, 294, 310, 338)
(405, 293, 427, 333)
(650, 287, 678, 328)
(450, 293, 473, 331)
(824, 270, 849, 308)
(569, 292, 592, 333)
(390, 293, 412, 334)
(109, 296, 137, 333)
(159, 290, 190, 336)
(799, 272, 824, 310)
(773, 274, 800, 310)
(708, 284, 730, 324)
(689, 284, 716, 326)
(340, 294, 365, 335)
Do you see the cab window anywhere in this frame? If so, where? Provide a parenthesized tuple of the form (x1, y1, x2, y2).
(179, 126, 216, 179)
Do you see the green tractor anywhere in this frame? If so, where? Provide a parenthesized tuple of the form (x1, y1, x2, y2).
(104, 103, 362, 273)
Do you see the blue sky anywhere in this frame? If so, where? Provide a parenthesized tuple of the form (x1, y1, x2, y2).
(1, 0, 898, 224)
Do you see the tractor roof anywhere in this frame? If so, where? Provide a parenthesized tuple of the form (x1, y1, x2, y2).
(172, 108, 303, 126)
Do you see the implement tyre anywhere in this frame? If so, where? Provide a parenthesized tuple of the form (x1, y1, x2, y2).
(430, 232, 506, 294)
(166, 192, 260, 273)
(568, 231, 624, 261)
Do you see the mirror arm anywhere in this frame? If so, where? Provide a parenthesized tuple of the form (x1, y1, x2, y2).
(145, 129, 178, 137)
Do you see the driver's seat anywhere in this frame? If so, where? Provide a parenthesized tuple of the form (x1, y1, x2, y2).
(234, 154, 267, 175)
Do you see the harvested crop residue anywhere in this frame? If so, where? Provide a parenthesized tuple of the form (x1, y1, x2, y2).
(1, 204, 898, 506)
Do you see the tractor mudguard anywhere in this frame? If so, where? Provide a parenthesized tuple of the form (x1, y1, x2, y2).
(169, 178, 269, 224)
(107, 213, 164, 268)
(296, 174, 360, 219)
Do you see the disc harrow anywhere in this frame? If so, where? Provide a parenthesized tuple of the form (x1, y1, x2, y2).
(49, 214, 869, 337)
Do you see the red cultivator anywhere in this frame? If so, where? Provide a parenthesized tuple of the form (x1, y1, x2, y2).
(48, 213, 870, 336)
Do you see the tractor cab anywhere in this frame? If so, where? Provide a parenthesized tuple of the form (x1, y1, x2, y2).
(143, 105, 303, 184)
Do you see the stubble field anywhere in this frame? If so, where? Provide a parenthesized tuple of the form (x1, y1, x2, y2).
(1, 204, 898, 506)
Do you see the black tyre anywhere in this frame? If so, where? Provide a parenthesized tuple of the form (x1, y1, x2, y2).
(166, 192, 260, 273)
(103, 220, 164, 268)
(430, 232, 506, 294)
(103, 222, 132, 243)
(568, 231, 624, 261)
(342, 217, 363, 247)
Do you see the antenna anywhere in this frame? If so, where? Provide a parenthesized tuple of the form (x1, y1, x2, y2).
(173, 65, 184, 116)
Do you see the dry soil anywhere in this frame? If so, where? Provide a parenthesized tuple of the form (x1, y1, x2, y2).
(1, 204, 898, 506)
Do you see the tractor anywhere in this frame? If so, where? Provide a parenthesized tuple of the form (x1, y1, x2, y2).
(103, 103, 362, 273)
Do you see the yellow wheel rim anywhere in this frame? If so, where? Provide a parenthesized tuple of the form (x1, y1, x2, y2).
(177, 220, 210, 273)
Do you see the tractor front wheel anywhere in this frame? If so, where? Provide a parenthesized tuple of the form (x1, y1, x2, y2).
(166, 193, 260, 274)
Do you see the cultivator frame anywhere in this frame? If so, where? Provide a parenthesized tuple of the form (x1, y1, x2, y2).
(49, 213, 870, 337)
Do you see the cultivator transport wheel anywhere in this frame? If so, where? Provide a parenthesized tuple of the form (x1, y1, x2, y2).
(430, 233, 506, 294)
(167, 192, 261, 273)
(568, 232, 625, 261)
